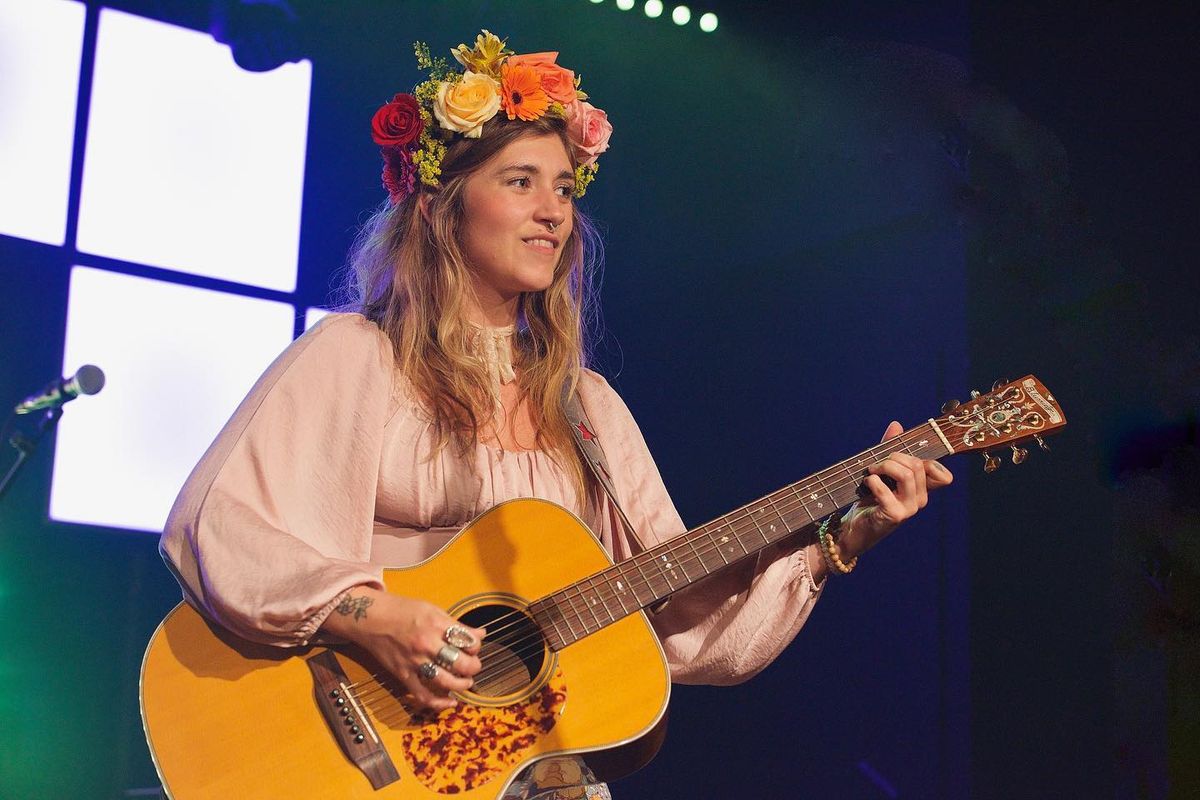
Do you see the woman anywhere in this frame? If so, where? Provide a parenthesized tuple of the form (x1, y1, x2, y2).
(160, 30, 951, 799)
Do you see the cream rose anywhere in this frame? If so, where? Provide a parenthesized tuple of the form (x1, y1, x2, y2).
(433, 72, 501, 138)
(563, 101, 613, 166)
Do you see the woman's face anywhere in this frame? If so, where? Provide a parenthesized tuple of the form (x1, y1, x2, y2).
(459, 133, 575, 317)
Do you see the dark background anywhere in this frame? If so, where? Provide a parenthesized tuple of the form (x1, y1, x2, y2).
(1, 1, 1196, 797)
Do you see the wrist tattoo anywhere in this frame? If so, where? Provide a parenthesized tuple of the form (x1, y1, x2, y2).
(335, 594, 373, 622)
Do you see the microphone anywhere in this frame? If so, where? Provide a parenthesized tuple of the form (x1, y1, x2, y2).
(14, 365, 106, 415)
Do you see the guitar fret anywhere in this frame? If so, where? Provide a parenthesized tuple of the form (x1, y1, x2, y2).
(606, 568, 631, 615)
(815, 471, 837, 515)
(656, 550, 681, 592)
(628, 554, 658, 608)
(715, 523, 744, 563)
(577, 582, 606, 630)
(762, 493, 790, 539)
(746, 506, 771, 545)
(671, 541, 694, 583)
(565, 590, 589, 640)
(839, 458, 861, 501)
(589, 575, 617, 624)
(567, 585, 594, 634)
(708, 526, 731, 566)
(720, 520, 750, 559)
(691, 537, 711, 576)
(789, 484, 818, 524)
(538, 600, 568, 650)
(683, 532, 710, 576)
(553, 593, 581, 644)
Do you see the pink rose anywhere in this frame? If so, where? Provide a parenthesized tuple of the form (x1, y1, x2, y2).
(563, 101, 612, 166)
(507, 51, 577, 105)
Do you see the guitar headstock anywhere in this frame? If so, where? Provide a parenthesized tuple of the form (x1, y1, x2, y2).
(933, 376, 1066, 469)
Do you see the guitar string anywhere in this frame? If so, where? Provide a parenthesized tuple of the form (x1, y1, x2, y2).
(353, 433, 955, 700)
(463, 404, 1041, 686)
(346, 417, 979, 698)
(350, 637, 535, 721)
(354, 632, 544, 706)
(457, 435, 957, 687)
(362, 417, 1039, 705)
(353, 426, 961, 698)
(351, 404, 1029, 696)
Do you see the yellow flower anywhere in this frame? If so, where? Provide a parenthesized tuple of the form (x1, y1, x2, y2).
(433, 72, 502, 138)
(451, 29, 510, 78)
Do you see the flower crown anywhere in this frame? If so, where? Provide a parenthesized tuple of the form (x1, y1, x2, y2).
(371, 30, 613, 206)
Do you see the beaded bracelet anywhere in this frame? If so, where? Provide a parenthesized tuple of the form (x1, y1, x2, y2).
(817, 514, 858, 575)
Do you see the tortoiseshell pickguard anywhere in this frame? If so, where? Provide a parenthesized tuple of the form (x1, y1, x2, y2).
(400, 669, 568, 794)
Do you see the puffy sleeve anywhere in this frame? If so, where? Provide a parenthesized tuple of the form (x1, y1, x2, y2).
(577, 370, 825, 686)
(159, 313, 395, 647)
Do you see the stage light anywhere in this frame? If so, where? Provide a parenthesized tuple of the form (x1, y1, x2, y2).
(50, 267, 295, 533)
(616, 0, 634, 10)
(672, 5, 691, 24)
(590, 0, 605, 4)
(699, 11, 718, 32)
(77, 8, 311, 292)
(644, 0, 663, 18)
(0, 0, 86, 245)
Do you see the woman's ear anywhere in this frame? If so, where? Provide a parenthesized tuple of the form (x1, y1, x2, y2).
(417, 193, 431, 225)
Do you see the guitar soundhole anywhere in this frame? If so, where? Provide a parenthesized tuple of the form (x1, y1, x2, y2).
(457, 603, 548, 701)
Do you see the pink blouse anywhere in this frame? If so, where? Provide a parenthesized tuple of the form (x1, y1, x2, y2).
(160, 313, 824, 685)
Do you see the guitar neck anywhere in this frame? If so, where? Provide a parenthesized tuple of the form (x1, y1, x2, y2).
(532, 420, 953, 650)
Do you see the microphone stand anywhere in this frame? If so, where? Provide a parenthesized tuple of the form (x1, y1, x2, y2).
(0, 407, 64, 503)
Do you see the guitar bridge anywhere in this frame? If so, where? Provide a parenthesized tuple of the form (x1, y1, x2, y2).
(306, 650, 400, 790)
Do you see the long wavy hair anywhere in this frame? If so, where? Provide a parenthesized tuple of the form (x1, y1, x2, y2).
(341, 113, 603, 499)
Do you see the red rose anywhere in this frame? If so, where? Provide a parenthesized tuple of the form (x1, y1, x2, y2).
(371, 93, 423, 147)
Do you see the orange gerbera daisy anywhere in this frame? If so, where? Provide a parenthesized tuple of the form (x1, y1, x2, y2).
(500, 63, 550, 121)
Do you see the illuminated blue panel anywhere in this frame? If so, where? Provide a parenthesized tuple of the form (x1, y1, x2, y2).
(304, 306, 330, 330)
(50, 266, 295, 532)
(76, 8, 311, 291)
(0, 0, 85, 245)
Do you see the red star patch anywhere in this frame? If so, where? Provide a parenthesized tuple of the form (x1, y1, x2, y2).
(576, 421, 596, 441)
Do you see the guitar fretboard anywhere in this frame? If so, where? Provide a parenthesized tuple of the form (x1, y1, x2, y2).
(530, 421, 952, 650)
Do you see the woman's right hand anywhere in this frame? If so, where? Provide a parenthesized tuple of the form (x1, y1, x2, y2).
(320, 585, 487, 712)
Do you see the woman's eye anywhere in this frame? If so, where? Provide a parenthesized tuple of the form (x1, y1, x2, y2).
(511, 177, 530, 188)
(555, 185, 574, 197)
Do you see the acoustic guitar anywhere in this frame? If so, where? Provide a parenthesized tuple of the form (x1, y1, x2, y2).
(141, 376, 1065, 798)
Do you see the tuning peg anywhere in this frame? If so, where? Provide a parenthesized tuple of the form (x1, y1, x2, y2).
(1034, 434, 1050, 452)
(992, 378, 1010, 391)
(1010, 444, 1028, 464)
(982, 451, 1000, 473)
(941, 399, 961, 414)
(970, 389, 981, 399)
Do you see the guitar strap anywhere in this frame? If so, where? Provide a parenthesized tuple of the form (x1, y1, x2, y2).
(560, 382, 650, 557)
(562, 381, 670, 615)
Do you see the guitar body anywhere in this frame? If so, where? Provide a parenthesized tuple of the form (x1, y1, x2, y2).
(141, 499, 671, 799)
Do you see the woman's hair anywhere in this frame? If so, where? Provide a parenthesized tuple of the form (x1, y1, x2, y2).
(341, 112, 603, 499)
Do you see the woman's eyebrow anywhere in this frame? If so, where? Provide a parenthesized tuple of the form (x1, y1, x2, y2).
(497, 163, 575, 181)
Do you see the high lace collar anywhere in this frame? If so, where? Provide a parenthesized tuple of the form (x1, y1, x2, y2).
(469, 323, 517, 406)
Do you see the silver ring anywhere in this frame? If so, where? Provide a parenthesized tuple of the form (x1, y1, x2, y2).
(444, 625, 475, 649)
(435, 644, 461, 671)
(547, 221, 558, 232)
(417, 661, 439, 681)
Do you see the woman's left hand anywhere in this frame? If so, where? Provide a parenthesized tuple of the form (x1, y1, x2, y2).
(836, 420, 955, 561)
